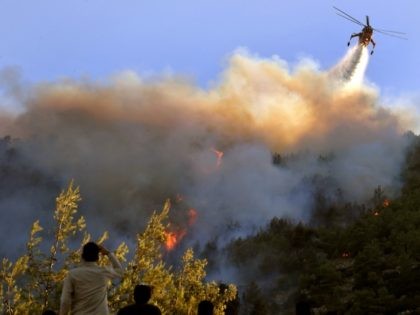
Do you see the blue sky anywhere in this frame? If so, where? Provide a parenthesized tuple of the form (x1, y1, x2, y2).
(0, 0, 418, 95)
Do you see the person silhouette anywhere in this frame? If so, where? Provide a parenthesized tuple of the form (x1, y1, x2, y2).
(60, 242, 123, 315)
(117, 284, 161, 315)
(198, 300, 214, 315)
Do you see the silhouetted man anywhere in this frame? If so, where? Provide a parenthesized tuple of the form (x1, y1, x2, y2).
(295, 300, 311, 315)
(60, 242, 123, 315)
(198, 300, 214, 315)
(117, 284, 161, 315)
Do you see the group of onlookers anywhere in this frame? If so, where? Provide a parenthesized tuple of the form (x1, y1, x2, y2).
(41, 241, 214, 315)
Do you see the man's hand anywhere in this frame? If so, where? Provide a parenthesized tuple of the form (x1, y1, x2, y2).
(98, 244, 110, 255)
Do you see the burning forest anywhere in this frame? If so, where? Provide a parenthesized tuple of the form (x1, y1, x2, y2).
(0, 47, 410, 250)
(1, 44, 419, 313)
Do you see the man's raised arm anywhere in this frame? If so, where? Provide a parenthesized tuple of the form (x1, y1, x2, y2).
(99, 245, 123, 278)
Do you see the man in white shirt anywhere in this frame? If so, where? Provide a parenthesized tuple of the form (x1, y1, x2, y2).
(60, 242, 123, 315)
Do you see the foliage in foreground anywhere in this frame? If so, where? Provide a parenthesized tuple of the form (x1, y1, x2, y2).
(0, 182, 236, 314)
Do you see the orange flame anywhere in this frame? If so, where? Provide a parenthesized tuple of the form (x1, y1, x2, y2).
(373, 211, 380, 216)
(164, 229, 187, 251)
(383, 199, 390, 207)
(211, 148, 224, 168)
(164, 203, 198, 251)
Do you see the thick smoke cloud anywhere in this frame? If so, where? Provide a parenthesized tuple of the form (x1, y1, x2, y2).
(0, 49, 412, 254)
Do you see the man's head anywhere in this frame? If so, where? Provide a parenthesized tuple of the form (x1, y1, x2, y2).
(82, 242, 100, 262)
(198, 300, 214, 315)
(134, 284, 152, 305)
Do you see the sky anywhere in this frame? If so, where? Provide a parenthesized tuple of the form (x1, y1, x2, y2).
(0, 0, 419, 105)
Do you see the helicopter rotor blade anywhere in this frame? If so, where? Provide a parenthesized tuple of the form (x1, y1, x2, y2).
(374, 29, 408, 40)
(374, 28, 406, 35)
(336, 13, 364, 26)
(333, 6, 366, 26)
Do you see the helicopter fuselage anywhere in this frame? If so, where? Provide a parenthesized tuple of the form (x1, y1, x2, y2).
(348, 25, 376, 54)
(358, 26, 374, 46)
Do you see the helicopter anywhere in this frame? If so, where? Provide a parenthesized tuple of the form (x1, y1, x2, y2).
(333, 7, 407, 55)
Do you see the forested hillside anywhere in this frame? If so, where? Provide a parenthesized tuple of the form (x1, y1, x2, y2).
(1, 133, 420, 314)
(224, 133, 420, 314)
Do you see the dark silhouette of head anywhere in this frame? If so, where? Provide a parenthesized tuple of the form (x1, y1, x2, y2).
(42, 310, 57, 315)
(295, 300, 311, 315)
(198, 300, 214, 315)
(134, 284, 152, 305)
(82, 242, 100, 262)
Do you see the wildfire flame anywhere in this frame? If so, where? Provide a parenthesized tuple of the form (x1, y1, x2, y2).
(164, 207, 198, 251)
(211, 148, 224, 168)
(164, 194, 199, 251)
(164, 229, 187, 251)
(372, 199, 390, 217)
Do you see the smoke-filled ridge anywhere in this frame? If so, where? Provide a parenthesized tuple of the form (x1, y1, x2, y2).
(0, 49, 412, 254)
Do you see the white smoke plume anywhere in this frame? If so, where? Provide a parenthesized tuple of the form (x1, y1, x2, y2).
(329, 44, 369, 86)
(0, 47, 413, 254)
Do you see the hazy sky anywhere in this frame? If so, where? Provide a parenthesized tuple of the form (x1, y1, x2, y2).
(0, 1, 418, 98)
